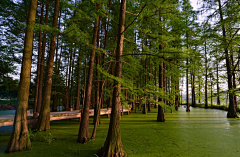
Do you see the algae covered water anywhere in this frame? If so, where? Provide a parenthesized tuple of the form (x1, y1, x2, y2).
(1, 106, 240, 156)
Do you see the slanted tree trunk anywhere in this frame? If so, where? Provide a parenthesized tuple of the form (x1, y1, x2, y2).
(98, 1, 127, 156)
(34, 1, 44, 114)
(5, 0, 38, 153)
(37, 0, 50, 114)
(77, 12, 100, 143)
(36, 0, 60, 131)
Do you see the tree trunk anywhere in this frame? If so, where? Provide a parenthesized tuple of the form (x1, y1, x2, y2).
(198, 76, 201, 103)
(34, 2, 44, 114)
(52, 9, 61, 112)
(217, 62, 220, 105)
(94, 26, 101, 125)
(204, 41, 208, 109)
(36, 0, 60, 131)
(154, 65, 157, 108)
(37, 0, 50, 114)
(217, 0, 238, 118)
(77, 13, 100, 143)
(186, 57, 190, 112)
(5, 0, 38, 153)
(192, 73, 196, 107)
(157, 61, 165, 122)
(175, 71, 179, 111)
(142, 55, 147, 114)
(98, 1, 127, 156)
(75, 49, 82, 110)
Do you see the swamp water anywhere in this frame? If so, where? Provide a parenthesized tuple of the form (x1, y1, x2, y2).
(0, 106, 240, 156)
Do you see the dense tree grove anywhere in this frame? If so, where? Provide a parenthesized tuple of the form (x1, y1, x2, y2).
(1, 0, 240, 155)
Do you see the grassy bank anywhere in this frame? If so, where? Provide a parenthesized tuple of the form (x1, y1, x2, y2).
(1, 107, 240, 157)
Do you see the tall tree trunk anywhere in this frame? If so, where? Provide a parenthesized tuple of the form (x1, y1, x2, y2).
(52, 9, 61, 112)
(5, 0, 38, 153)
(192, 73, 196, 107)
(186, 57, 190, 112)
(82, 48, 87, 112)
(217, 0, 238, 118)
(210, 75, 213, 108)
(154, 65, 157, 108)
(204, 41, 208, 109)
(94, 24, 101, 125)
(68, 44, 73, 110)
(175, 66, 179, 111)
(36, 0, 60, 131)
(34, 1, 44, 114)
(157, 60, 165, 122)
(75, 49, 82, 110)
(198, 76, 201, 103)
(77, 12, 100, 143)
(37, 0, 50, 114)
(217, 62, 220, 105)
(142, 55, 147, 114)
(99, 1, 127, 156)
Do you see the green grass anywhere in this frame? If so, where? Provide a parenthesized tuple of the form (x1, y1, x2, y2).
(1, 107, 240, 157)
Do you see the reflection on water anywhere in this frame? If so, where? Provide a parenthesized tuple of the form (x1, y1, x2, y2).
(0, 109, 33, 116)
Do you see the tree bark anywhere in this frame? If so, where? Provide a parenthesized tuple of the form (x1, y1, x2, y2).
(192, 73, 196, 107)
(52, 9, 61, 112)
(36, 0, 60, 131)
(98, 0, 127, 156)
(78, 12, 100, 143)
(34, 1, 44, 114)
(5, 0, 38, 153)
(37, 0, 50, 114)
(217, 0, 238, 118)
(186, 57, 190, 112)
(217, 62, 220, 105)
(75, 49, 82, 110)
(204, 41, 208, 109)
(157, 60, 165, 122)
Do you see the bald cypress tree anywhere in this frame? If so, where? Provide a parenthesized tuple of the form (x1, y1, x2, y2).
(5, 0, 38, 153)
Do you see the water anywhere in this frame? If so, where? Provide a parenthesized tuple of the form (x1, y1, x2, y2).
(0, 109, 33, 116)
(0, 109, 33, 133)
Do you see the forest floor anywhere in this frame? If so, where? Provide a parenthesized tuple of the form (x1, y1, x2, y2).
(0, 106, 240, 157)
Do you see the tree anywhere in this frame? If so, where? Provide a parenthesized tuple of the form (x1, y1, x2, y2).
(36, 0, 60, 131)
(5, 0, 38, 153)
(98, 0, 127, 156)
(77, 4, 100, 143)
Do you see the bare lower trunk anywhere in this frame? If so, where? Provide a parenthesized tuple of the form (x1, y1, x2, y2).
(5, 0, 38, 152)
